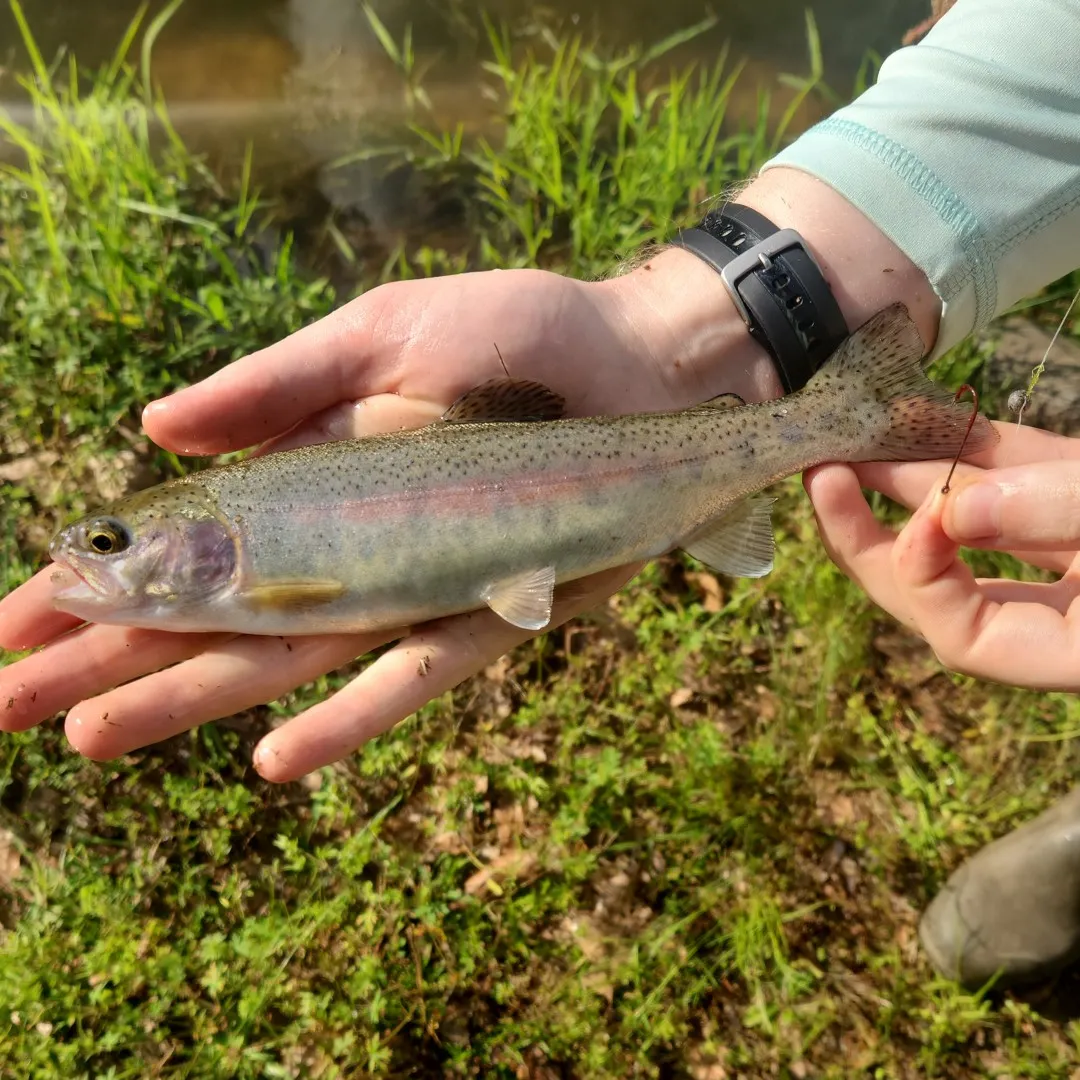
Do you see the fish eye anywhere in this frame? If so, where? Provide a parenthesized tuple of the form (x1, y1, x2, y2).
(84, 519, 130, 555)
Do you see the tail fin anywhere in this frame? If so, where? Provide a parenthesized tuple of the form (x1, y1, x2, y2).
(810, 304, 999, 462)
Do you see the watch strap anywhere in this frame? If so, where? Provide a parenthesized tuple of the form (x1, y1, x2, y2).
(673, 205, 849, 394)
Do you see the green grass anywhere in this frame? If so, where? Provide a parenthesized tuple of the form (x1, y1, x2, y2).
(3, 4, 1080, 1077)
(0, 0, 333, 542)
(375, 13, 835, 278)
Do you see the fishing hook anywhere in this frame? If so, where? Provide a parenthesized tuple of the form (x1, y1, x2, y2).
(941, 384, 979, 495)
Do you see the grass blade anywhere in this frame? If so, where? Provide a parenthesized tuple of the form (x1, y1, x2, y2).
(140, 0, 185, 103)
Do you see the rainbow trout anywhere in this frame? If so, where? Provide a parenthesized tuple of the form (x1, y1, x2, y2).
(48, 306, 995, 636)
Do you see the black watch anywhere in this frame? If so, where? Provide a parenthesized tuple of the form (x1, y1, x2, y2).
(672, 204, 849, 394)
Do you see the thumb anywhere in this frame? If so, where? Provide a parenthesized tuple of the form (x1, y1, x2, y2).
(891, 482, 991, 658)
(942, 462, 1080, 551)
(892, 484, 966, 592)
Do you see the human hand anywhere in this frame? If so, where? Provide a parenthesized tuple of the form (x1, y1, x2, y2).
(805, 422, 1080, 690)
(0, 162, 947, 781)
(0, 256, 778, 781)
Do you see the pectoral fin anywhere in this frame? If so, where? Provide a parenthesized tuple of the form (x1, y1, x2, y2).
(481, 565, 556, 630)
(241, 579, 346, 611)
(681, 495, 776, 578)
(441, 379, 566, 423)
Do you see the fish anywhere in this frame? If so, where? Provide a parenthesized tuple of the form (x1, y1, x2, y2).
(47, 305, 997, 637)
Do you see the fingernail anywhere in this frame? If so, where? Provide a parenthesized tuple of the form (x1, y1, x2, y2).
(142, 394, 177, 417)
(253, 739, 287, 782)
(948, 482, 1001, 540)
(325, 402, 366, 441)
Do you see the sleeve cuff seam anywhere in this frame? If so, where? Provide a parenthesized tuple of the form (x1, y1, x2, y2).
(772, 117, 998, 330)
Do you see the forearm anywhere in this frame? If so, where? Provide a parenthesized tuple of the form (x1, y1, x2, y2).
(767, 0, 1080, 356)
(606, 0, 1080, 405)
(604, 170, 939, 406)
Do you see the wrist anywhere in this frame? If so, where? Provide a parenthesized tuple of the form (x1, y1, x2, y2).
(604, 168, 941, 406)
(741, 167, 941, 352)
(601, 246, 786, 406)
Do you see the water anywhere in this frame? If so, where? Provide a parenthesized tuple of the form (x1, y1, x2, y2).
(0, 0, 925, 249)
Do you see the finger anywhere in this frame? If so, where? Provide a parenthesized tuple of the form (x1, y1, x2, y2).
(256, 394, 446, 455)
(851, 421, 1080, 503)
(839, 454, 1075, 574)
(983, 422, 1080, 464)
(0, 567, 84, 651)
(253, 566, 640, 782)
(891, 485, 997, 636)
(891, 492, 1080, 689)
(846, 459, 982, 510)
(940, 462, 1080, 551)
(0, 624, 228, 732)
(802, 464, 915, 627)
(64, 629, 398, 759)
(141, 273, 514, 456)
(974, 576, 1080, 613)
(141, 292, 389, 454)
(952, 420, 1080, 468)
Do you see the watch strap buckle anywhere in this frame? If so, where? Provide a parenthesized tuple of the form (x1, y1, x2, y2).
(720, 229, 811, 328)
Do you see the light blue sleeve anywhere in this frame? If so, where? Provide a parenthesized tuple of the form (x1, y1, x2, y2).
(763, 0, 1080, 357)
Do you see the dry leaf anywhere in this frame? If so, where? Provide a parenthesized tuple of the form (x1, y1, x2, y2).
(0, 829, 21, 885)
(507, 738, 547, 763)
(484, 656, 512, 684)
(754, 684, 779, 722)
(431, 831, 466, 855)
(0, 454, 57, 484)
(686, 571, 723, 613)
(581, 969, 616, 1004)
(669, 687, 694, 709)
(560, 914, 607, 962)
(464, 849, 538, 896)
(494, 803, 525, 848)
(689, 1056, 728, 1080)
(824, 794, 856, 828)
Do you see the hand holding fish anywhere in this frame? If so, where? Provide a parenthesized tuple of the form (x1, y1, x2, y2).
(0, 262, 778, 781)
(806, 424, 1080, 690)
(0, 167, 1009, 781)
(0, 252, 992, 780)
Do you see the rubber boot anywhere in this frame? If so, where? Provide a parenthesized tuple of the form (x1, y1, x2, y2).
(919, 787, 1080, 989)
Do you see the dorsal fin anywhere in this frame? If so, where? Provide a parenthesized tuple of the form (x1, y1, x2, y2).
(441, 379, 566, 424)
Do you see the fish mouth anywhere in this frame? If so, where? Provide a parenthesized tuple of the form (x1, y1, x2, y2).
(48, 562, 116, 609)
(46, 535, 100, 602)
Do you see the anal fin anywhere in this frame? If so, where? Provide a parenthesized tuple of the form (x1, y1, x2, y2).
(481, 565, 556, 630)
(681, 495, 776, 578)
(241, 579, 346, 611)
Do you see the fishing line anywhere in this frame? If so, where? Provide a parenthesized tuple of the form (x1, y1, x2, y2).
(1010, 282, 1080, 429)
